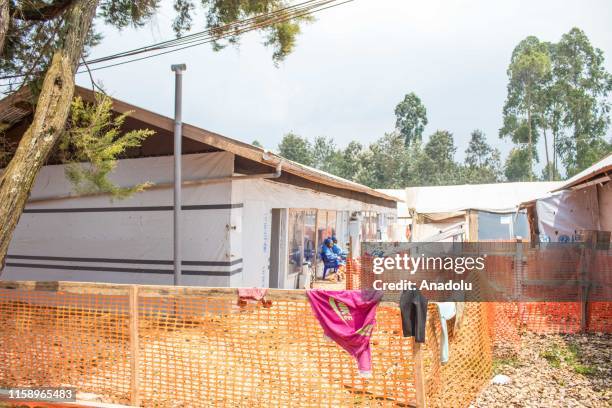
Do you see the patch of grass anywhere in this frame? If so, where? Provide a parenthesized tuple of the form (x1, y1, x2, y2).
(540, 342, 597, 376)
(492, 356, 519, 374)
(541, 343, 564, 368)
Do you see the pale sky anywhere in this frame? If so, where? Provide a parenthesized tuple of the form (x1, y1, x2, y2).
(77, 0, 612, 170)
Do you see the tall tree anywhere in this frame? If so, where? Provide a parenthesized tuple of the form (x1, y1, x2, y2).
(357, 132, 409, 188)
(311, 136, 339, 173)
(333, 141, 364, 181)
(394, 92, 428, 146)
(407, 130, 460, 186)
(464, 129, 502, 183)
(501, 36, 551, 180)
(552, 28, 612, 176)
(277, 132, 314, 166)
(0, 0, 312, 270)
(504, 147, 535, 182)
(0, 0, 99, 268)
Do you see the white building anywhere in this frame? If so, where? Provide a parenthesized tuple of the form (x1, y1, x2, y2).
(0, 87, 399, 288)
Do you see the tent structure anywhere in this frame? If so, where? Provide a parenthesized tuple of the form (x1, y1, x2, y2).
(0, 86, 399, 288)
(388, 181, 564, 242)
(521, 154, 612, 243)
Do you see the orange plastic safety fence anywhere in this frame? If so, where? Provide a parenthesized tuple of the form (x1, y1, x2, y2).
(0, 288, 131, 403)
(3, 281, 607, 407)
(0, 282, 498, 408)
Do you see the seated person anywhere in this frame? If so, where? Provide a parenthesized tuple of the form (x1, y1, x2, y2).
(331, 236, 347, 262)
(320, 238, 341, 279)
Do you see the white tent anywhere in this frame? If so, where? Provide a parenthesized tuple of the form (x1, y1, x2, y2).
(398, 182, 564, 242)
(405, 181, 563, 216)
(521, 154, 612, 242)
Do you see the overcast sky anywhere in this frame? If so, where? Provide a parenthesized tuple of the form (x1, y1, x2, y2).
(77, 0, 612, 168)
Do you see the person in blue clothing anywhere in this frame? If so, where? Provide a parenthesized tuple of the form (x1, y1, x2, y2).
(320, 238, 340, 280)
(331, 236, 346, 263)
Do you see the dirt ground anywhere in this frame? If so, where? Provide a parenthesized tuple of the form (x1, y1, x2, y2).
(472, 333, 612, 408)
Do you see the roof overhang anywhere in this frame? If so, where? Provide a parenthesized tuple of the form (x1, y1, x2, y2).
(551, 153, 612, 192)
(0, 86, 399, 207)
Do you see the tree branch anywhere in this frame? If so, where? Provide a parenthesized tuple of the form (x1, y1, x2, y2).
(11, 0, 74, 21)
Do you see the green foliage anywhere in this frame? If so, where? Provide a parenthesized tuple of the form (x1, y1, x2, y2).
(333, 141, 364, 181)
(464, 129, 503, 183)
(277, 132, 313, 166)
(407, 131, 462, 186)
(540, 162, 561, 181)
(312, 136, 340, 173)
(251, 140, 263, 148)
(59, 94, 154, 199)
(504, 147, 535, 182)
(540, 342, 596, 376)
(394, 92, 428, 146)
(553, 28, 612, 176)
(357, 132, 410, 188)
(492, 356, 519, 375)
(0, 126, 15, 168)
(1, 0, 310, 92)
(501, 29, 612, 180)
(501, 36, 551, 179)
(171, 0, 310, 63)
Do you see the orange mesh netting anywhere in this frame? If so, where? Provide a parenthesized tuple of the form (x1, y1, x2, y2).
(0, 281, 499, 408)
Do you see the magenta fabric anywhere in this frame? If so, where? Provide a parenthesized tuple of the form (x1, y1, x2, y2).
(306, 290, 381, 376)
(238, 288, 268, 300)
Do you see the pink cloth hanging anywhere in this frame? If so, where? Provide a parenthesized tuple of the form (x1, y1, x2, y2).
(237, 288, 268, 300)
(306, 290, 381, 377)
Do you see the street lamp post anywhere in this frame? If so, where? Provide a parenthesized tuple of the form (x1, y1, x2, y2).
(171, 64, 186, 286)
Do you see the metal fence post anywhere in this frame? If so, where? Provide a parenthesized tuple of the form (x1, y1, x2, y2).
(129, 286, 141, 406)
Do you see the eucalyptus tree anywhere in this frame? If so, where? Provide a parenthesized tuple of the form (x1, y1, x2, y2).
(500, 36, 551, 180)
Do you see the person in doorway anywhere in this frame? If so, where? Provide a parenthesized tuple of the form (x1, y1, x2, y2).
(320, 238, 340, 279)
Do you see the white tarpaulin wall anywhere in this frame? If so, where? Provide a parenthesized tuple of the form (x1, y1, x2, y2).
(535, 186, 600, 242)
(4, 152, 236, 286)
(406, 181, 564, 214)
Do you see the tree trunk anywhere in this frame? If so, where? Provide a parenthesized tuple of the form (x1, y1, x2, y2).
(0, 0, 9, 52)
(0, 0, 98, 272)
(552, 129, 557, 180)
(542, 125, 551, 181)
(527, 107, 533, 181)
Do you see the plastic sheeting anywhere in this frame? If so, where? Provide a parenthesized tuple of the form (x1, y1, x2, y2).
(405, 182, 563, 215)
(536, 186, 600, 242)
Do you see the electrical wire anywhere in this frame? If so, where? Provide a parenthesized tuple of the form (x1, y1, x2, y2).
(0, 0, 351, 88)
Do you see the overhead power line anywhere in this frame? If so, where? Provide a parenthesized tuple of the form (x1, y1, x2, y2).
(0, 0, 352, 87)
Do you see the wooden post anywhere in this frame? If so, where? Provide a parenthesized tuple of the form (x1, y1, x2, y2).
(467, 210, 478, 242)
(312, 209, 320, 286)
(129, 286, 141, 406)
(578, 232, 595, 333)
(347, 236, 354, 289)
(413, 341, 426, 408)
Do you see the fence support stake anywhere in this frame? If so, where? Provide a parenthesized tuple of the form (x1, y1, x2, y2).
(414, 341, 426, 408)
(129, 286, 141, 406)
